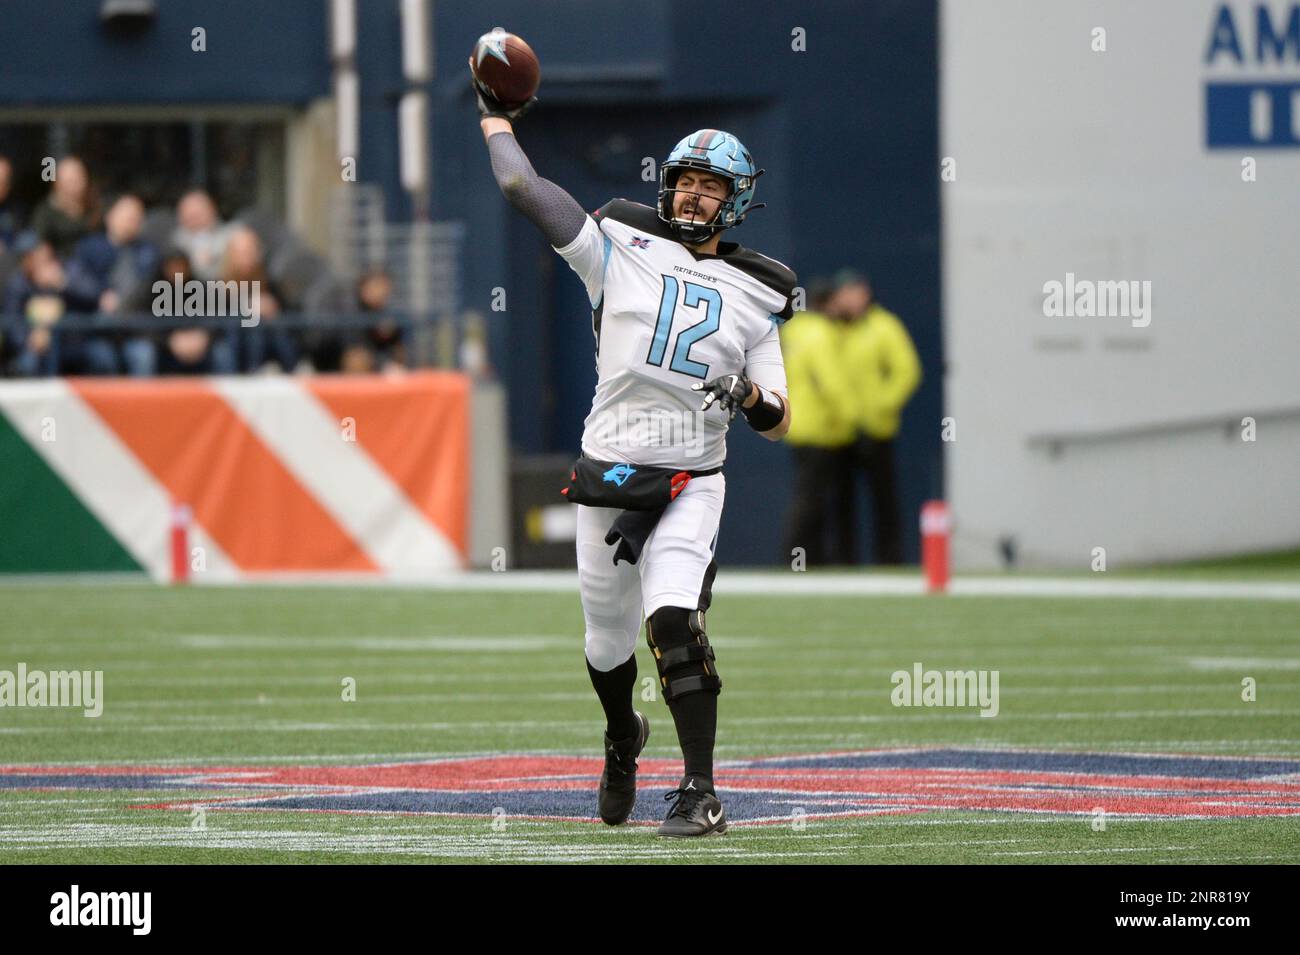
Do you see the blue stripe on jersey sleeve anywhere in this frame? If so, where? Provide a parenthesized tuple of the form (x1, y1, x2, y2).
(592, 233, 612, 309)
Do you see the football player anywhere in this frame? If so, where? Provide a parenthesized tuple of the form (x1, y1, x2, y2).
(472, 67, 794, 836)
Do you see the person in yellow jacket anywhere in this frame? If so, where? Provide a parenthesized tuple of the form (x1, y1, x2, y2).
(836, 271, 921, 564)
(778, 279, 860, 565)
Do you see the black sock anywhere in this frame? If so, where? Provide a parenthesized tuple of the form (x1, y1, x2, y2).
(586, 653, 639, 741)
(667, 690, 717, 788)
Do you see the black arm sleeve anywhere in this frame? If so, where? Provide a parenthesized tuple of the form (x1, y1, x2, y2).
(485, 131, 589, 249)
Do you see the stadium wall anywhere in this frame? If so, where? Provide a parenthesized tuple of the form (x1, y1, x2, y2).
(942, 0, 1300, 567)
(0, 1, 330, 106)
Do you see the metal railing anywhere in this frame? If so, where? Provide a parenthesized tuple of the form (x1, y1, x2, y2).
(1026, 406, 1300, 457)
(2, 309, 481, 373)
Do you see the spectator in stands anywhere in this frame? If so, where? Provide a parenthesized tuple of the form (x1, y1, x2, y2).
(70, 194, 161, 376)
(340, 269, 408, 374)
(172, 188, 232, 282)
(31, 156, 100, 259)
(154, 249, 236, 375)
(223, 226, 299, 372)
(0, 155, 23, 252)
(2, 231, 114, 376)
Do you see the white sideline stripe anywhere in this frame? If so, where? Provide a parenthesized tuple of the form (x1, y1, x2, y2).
(0, 381, 237, 582)
(300, 569, 1300, 601)
(211, 377, 460, 576)
(948, 577, 1300, 601)
(35, 568, 1293, 600)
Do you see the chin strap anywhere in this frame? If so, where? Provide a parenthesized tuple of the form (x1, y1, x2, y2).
(669, 217, 723, 245)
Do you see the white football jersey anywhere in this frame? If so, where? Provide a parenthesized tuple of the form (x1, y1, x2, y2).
(552, 199, 796, 469)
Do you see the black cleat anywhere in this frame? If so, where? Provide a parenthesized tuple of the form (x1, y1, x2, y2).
(598, 711, 650, 825)
(657, 775, 726, 837)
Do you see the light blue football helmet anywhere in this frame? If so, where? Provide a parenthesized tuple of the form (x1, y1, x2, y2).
(658, 129, 765, 244)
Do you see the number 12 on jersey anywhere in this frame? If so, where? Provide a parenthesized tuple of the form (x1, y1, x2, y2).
(646, 275, 722, 380)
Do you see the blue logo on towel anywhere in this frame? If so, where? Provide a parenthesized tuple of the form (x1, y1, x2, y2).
(603, 464, 637, 486)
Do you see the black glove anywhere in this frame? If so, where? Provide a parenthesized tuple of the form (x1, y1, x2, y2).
(470, 73, 538, 122)
(691, 373, 754, 422)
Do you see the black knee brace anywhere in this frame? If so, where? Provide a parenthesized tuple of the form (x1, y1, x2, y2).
(645, 606, 721, 702)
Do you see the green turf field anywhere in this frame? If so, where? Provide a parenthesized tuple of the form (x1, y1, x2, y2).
(1, 577, 1297, 863)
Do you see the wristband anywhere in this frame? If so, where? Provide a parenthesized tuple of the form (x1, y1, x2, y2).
(741, 384, 785, 432)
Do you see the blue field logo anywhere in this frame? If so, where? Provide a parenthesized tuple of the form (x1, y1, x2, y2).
(1205, 3, 1300, 148)
(2, 748, 1298, 825)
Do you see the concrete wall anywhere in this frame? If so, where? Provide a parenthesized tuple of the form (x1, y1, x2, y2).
(942, 0, 1300, 567)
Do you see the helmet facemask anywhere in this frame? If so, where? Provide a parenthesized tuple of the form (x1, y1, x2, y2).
(658, 163, 739, 246)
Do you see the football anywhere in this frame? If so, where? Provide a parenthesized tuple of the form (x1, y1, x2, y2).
(470, 28, 540, 107)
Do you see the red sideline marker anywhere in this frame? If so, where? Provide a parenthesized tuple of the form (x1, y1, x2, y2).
(920, 500, 950, 593)
(170, 502, 192, 585)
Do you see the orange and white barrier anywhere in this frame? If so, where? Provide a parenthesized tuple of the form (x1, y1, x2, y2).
(0, 372, 472, 581)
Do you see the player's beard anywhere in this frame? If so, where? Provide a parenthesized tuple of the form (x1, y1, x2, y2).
(676, 196, 716, 226)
